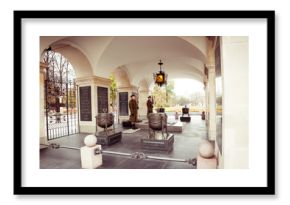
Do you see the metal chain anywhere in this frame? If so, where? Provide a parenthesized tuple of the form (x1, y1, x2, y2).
(41, 143, 196, 166)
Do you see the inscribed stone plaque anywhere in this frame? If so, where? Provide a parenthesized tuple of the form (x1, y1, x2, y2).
(97, 86, 108, 113)
(119, 92, 128, 116)
(79, 86, 92, 121)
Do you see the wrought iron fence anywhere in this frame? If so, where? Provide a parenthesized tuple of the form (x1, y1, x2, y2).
(44, 50, 79, 140)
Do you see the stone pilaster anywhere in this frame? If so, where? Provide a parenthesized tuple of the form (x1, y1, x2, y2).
(207, 65, 216, 141)
(40, 62, 47, 146)
(203, 78, 209, 125)
(75, 76, 111, 133)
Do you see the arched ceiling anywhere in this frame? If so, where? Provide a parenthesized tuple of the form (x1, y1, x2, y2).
(40, 36, 207, 85)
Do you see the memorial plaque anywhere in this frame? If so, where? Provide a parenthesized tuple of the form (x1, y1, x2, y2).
(96, 130, 122, 145)
(79, 86, 92, 121)
(119, 92, 128, 116)
(141, 134, 174, 152)
(97, 86, 108, 113)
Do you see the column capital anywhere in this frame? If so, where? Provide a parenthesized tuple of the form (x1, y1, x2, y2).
(206, 64, 216, 72)
(75, 76, 110, 86)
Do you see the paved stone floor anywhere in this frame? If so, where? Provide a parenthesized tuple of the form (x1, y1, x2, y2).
(40, 115, 208, 169)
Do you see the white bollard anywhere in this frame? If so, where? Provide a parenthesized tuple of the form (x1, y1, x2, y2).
(80, 135, 102, 169)
(197, 140, 217, 169)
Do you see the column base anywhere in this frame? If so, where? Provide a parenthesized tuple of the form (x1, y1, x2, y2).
(197, 155, 217, 169)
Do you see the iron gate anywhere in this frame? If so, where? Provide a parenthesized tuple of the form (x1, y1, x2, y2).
(44, 50, 79, 140)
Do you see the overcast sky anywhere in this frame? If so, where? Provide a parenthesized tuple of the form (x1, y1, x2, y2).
(173, 79, 204, 96)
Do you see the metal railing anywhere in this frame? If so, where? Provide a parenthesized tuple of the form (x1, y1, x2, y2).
(41, 143, 197, 166)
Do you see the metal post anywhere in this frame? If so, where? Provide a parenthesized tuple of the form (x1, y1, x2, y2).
(43, 143, 197, 166)
(41, 71, 49, 140)
(45, 64, 50, 141)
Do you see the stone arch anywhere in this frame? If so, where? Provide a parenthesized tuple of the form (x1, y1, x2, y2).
(40, 38, 94, 78)
(96, 36, 207, 82)
(112, 66, 131, 88)
(138, 79, 149, 92)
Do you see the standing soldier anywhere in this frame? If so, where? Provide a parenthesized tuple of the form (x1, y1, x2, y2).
(129, 94, 138, 129)
(147, 96, 154, 115)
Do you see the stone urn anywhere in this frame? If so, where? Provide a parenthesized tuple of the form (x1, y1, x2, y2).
(96, 113, 114, 129)
(148, 113, 168, 138)
(148, 113, 167, 130)
(95, 113, 114, 135)
(182, 107, 189, 116)
(156, 108, 165, 113)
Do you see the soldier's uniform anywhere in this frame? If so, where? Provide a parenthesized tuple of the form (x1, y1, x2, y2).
(129, 98, 138, 123)
(147, 99, 153, 115)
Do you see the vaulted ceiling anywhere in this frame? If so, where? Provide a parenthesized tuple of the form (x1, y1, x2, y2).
(40, 36, 207, 88)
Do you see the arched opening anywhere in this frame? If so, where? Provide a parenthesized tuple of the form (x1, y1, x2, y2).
(39, 36, 252, 170)
(42, 50, 79, 140)
(149, 78, 205, 109)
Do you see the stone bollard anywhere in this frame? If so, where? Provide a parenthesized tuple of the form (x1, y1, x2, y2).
(197, 140, 217, 169)
(80, 135, 102, 169)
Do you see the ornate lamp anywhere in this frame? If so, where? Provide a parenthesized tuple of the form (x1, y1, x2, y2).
(153, 60, 168, 86)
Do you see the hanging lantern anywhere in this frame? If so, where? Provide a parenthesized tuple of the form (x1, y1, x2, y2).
(153, 60, 168, 86)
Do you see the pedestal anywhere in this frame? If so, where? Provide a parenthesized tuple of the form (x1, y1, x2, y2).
(135, 121, 183, 132)
(80, 144, 102, 169)
(141, 134, 174, 152)
(122, 120, 132, 128)
(180, 116, 191, 122)
(197, 155, 217, 169)
(96, 130, 122, 145)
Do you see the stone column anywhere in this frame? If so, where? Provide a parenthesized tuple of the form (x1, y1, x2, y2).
(220, 36, 249, 169)
(203, 79, 209, 125)
(40, 62, 47, 146)
(76, 76, 111, 134)
(207, 65, 216, 141)
(138, 89, 149, 120)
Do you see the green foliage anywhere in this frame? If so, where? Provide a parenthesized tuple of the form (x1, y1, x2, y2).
(152, 85, 167, 108)
(165, 81, 176, 106)
(109, 74, 117, 106)
(152, 81, 177, 108)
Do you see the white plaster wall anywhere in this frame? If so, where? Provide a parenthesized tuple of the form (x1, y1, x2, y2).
(221, 36, 249, 169)
(39, 64, 47, 145)
(180, 36, 207, 61)
(56, 46, 93, 78)
(39, 36, 67, 57)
